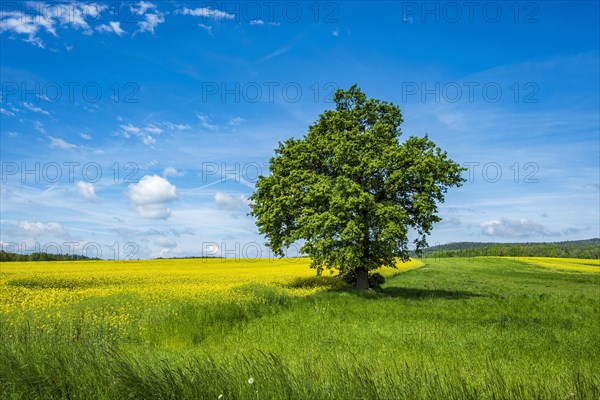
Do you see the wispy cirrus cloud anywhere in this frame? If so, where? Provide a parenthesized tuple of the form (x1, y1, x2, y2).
(49, 136, 76, 150)
(178, 7, 235, 20)
(479, 218, 573, 238)
(22, 101, 50, 115)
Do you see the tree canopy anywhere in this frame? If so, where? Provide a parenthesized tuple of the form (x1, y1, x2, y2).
(250, 85, 465, 289)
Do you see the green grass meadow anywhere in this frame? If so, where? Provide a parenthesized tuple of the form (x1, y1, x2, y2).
(1, 257, 599, 399)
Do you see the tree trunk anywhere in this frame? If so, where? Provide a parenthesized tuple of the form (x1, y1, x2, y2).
(355, 268, 370, 290)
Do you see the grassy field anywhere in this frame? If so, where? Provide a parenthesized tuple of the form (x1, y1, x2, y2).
(1, 257, 598, 399)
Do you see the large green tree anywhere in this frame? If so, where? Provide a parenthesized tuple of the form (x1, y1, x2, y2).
(250, 85, 465, 290)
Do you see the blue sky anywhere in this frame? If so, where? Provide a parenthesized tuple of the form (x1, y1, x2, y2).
(1, 1, 598, 259)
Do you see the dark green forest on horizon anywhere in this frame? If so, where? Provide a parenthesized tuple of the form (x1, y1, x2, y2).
(1, 239, 598, 262)
(422, 239, 599, 259)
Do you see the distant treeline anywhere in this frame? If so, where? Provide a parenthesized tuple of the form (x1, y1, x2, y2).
(154, 256, 224, 259)
(424, 239, 600, 259)
(0, 251, 98, 262)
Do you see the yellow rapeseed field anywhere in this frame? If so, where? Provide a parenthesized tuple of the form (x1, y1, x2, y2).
(516, 257, 600, 273)
(0, 258, 423, 339)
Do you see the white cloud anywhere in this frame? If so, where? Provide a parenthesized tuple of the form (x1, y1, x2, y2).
(119, 123, 160, 145)
(214, 191, 248, 210)
(142, 135, 156, 146)
(137, 11, 165, 34)
(332, 28, 339, 37)
(144, 124, 163, 134)
(0, 3, 109, 47)
(49, 136, 76, 150)
(0, 107, 15, 116)
(250, 19, 264, 25)
(120, 123, 142, 136)
(198, 23, 213, 36)
(22, 102, 50, 115)
(479, 218, 558, 238)
(96, 21, 125, 36)
(128, 175, 178, 219)
(34, 121, 46, 133)
(76, 181, 96, 200)
(196, 113, 215, 129)
(0, 11, 54, 48)
(161, 121, 191, 130)
(17, 220, 66, 236)
(179, 7, 235, 20)
(163, 167, 184, 178)
(80, 133, 92, 140)
(229, 117, 246, 126)
(47, 3, 107, 34)
(130, 1, 157, 15)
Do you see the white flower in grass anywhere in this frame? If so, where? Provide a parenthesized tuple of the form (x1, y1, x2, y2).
(247, 377, 255, 384)
(218, 395, 223, 399)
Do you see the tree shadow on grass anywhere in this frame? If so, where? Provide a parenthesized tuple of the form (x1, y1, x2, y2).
(358, 286, 486, 300)
(283, 276, 486, 300)
(284, 276, 345, 290)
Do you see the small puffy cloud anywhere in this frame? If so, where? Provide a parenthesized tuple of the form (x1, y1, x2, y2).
(119, 123, 160, 145)
(137, 11, 165, 34)
(179, 7, 235, 20)
(332, 28, 339, 37)
(120, 123, 141, 137)
(128, 175, 178, 219)
(163, 167, 184, 178)
(250, 19, 264, 25)
(96, 21, 125, 36)
(80, 133, 92, 140)
(17, 221, 67, 236)
(49, 136, 76, 150)
(480, 218, 558, 238)
(76, 181, 96, 200)
(215, 191, 247, 210)
(129, 175, 177, 204)
(130, 1, 156, 15)
(142, 135, 156, 146)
